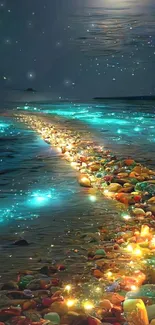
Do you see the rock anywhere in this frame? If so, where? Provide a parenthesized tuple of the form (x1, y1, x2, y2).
(1, 281, 19, 290)
(22, 300, 37, 311)
(135, 182, 155, 195)
(6, 290, 31, 300)
(23, 289, 34, 298)
(117, 173, 129, 178)
(150, 320, 155, 325)
(146, 304, 155, 321)
(0, 306, 21, 321)
(18, 276, 34, 289)
(0, 293, 11, 308)
(148, 197, 155, 204)
(95, 249, 106, 256)
(132, 208, 146, 216)
(47, 302, 68, 316)
(9, 316, 33, 325)
(124, 299, 149, 325)
(78, 175, 91, 187)
(119, 186, 134, 193)
(108, 183, 122, 192)
(147, 205, 155, 214)
(102, 293, 124, 306)
(61, 311, 80, 325)
(44, 312, 60, 324)
(93, 269, 104, 278)
(99, 300, 113, 311)
(23, 310, 42, 321)
(124, 159, 135, 166)
(26, 279, 42, 290)
(40, 265, 57, 276)
(13, 239, 29, 246)
(89, 163, 100, 172)
(42, 297, 53, 307)
(68, 315, 88, 325)
(87, 316, 101, 325)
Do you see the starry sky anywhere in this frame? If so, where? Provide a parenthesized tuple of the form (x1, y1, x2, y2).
(1, 0, 155, 100)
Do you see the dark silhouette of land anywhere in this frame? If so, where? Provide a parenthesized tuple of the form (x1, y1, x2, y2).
(94, 96, 155, 101)
(26, 88, 36, 92)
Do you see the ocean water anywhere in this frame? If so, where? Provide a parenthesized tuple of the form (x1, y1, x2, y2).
(17, 99, 155, 166)
(0, 98, 155, 282)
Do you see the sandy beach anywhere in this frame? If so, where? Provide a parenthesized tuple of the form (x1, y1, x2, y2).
(0, 107, 155, 325)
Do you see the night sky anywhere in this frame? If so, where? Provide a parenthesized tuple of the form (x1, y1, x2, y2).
(1, 0, 155, 99)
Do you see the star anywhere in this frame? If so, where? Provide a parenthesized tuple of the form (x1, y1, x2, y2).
(27, 72, 35, 80)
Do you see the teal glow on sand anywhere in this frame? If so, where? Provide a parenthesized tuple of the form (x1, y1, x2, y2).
(18, 103, 155, 146)
(27, 189, 60, 208)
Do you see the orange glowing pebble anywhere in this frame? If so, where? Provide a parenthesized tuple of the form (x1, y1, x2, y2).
(129, 172, 139, 178)
(90, 163, 101, 172)
(93, 269, 104, 278)
(133, 166, 142, 174)
(124, 159, 135, 166)
(78, 174, 91, 187)
(22, 300, 36, 310)
(115, 193, 129, 205)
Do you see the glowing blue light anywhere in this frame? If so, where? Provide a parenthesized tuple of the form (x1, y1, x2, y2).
(117, 129, 122, 134)
(36, 196, 46, 202)
(27, 190, 58, 207)
(134, 127, 141, 132)
(0, 122, 9, 128)
(89, 195, 97, 202)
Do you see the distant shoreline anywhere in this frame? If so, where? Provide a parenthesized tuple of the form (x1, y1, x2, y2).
(94, 96, 155, 101)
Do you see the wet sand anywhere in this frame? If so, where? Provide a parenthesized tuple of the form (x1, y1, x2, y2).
(0, 112, 121, 284)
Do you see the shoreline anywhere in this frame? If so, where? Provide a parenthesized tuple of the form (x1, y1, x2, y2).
(0, 112, 155, 324)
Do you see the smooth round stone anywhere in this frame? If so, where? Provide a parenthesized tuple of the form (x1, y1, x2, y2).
(132, 208, 146, 216)
(44, 312, 60, 324)
(1, 280, 19, 290)
(135, 182, 155, 194)
(126, 285, 155, 299)
(108, 183, 122, 192)
(87, 316, 101, 325)
(130, 178, 139, 185)
(147, 305, 155, 321)
(95, 249, 106, 256)
(42, 297, 52, 307)
(100, 299, 113, 310)
(148, 197, 155, 204)
(150, 320, 155, 325)
(18, 275, 34, 289)
(78, 175, 91, 187)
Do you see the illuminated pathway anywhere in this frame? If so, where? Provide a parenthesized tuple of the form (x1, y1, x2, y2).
(1, 113, 155, 324)
(0, 115, 119, 282)
(17, 101, 155, 168)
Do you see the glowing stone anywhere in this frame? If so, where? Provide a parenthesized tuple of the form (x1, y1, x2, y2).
(83, 301, 94, 311)
(123, 214, 131, 221)
(131, 285, 139, 291)
(66, 299, 76, 307)
(44, 312, 60, 324)
(134, 248, 142, 257)
(123, 299, 149, 325)
(78, 175, 91, 187)
(89, 195, 97, 202)
(65, 284, 72, 293)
